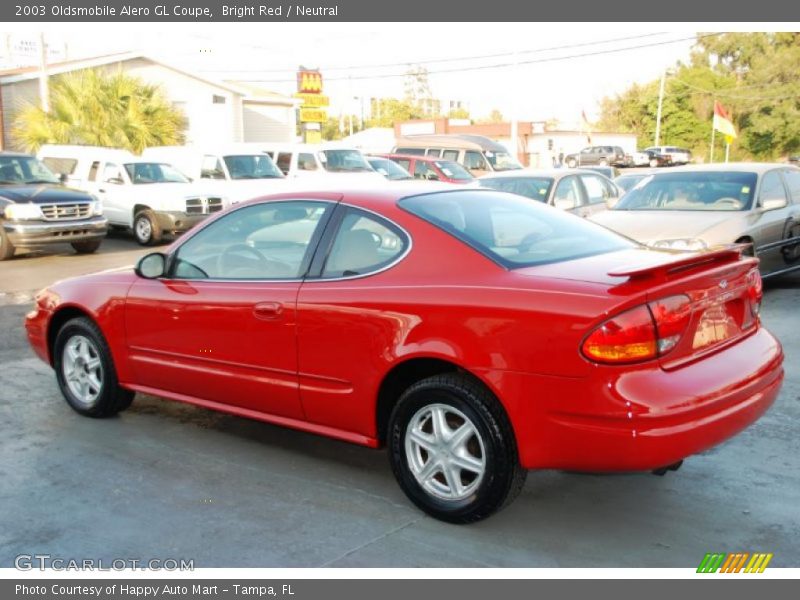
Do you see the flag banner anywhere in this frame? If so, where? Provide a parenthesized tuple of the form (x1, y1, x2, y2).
(713, 100, 737, 139)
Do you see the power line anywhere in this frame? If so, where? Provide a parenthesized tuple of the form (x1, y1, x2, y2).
(671, 77, 799, 101)
(199, 32, 671, 75)
(230, 33, 714, 84)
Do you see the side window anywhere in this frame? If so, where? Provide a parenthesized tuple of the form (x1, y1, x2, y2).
(759, 171, 788, 206)
(322, 208, 409, 278)
(298, 153, 318, 171)
(395, 158, 411, 172)
(442, 150, 459, 161)
(87, 161, 100, 182)
(395, 147, 425, 156)
(783, 170, 800, 204)
(581, 174, 611, 205)
(553, 176, 582, 207)
(41, 157, 77, 176)
(275, 153, 292, 175)
(413, 161, 438, 180)
(426, 148, 442, 157)
(201, 155, 226, 179)
(464, 151, 487, 170)
(101, 163, 122, 183)
(173, 201, 330, 280)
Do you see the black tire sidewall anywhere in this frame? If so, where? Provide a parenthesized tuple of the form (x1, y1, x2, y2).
(389, 379, 512, 523)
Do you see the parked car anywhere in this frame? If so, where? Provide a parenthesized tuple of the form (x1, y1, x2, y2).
(365, 156, 413, 180)
(577, 165, 620, 180)
(590, 164, 800, 277)
(629, 150, 672, 168)
(258, 143, 385, 182)
(378, 153, 475, 184)
(0, 152, 107, 260)
(644, 146, 692, 165)
(479, 168, 619, 216)
(393, 134, 522, 177)
(564, 146, 628, 168)
(26, 185, 783, 522)
(141, 146, 284, 204)
(38, 145, 228, 246)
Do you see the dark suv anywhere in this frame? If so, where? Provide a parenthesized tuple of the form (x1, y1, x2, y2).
(0, 152, 107, 260)
(564, 146, 628, 168)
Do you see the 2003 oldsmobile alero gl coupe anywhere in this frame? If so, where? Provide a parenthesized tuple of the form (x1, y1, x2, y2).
(25, 185, 784, 523)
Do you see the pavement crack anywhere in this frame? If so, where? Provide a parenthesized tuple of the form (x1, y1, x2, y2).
(318, 518, 420, 567)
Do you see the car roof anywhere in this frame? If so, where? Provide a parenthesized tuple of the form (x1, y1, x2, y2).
(658, 162, 796, 175)
(477, 168, 577, 180)
(380, 153, 456, 163)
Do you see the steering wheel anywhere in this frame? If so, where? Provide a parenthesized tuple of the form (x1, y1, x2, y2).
(714, 197, 742, 208)
(216, 244, 294, 278)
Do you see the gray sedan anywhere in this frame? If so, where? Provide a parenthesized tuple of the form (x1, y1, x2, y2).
(478, 168, 620, 218)
(590, 163, 800, 277)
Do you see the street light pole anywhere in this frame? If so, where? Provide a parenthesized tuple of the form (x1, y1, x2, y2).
(654, 68, 666, 147)
(38, 32, 50, 113)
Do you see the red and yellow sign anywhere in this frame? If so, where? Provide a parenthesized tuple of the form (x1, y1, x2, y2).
(297, 70, 323, 94)
(294, 93, 330, 107)
(299, 108, 328, 123)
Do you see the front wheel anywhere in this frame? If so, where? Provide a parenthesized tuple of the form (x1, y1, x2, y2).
(388, 373, 527, 523)
(53, 317, 134, 417)
(566, 158, 577, 168)
(649, 158, 659, 168)
(0, 224, 15, 260)
(599, 159, 608, 167)
(71, 240, 102, 254)
(133, 210, 162, 246)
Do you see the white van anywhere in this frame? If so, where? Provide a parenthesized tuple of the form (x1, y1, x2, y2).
(38, 145, 228, 245)
(255, 143, 385, 182)
(141, 146, 285, 204)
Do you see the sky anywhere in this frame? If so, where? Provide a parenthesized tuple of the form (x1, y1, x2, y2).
(3, 23, 791, 127)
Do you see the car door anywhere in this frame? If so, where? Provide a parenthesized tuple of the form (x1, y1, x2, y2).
(295, 204, 411, 437)
(124, 198, 338, 419)
(750, 170, 794, 274)
(551, 175, 587, 215)
(95, 162, 131, 227)
(779, 169, 800, 268)
(578, 173, 616, 214)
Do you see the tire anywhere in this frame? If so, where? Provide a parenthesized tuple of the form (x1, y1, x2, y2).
(133, 209, 162, 246)
(388, 373, 527, 524)
(649, 159, 659, 168)
(0, 223, 15, 260)
(599, 159, 608, 167)
(566, 158, 577, 168)
(53, 317, 134, 418)
(71, 240, 102, 254)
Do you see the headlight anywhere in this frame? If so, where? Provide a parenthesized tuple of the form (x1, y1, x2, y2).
(651, 238, 708, 251)
(4, 203, 44, 220)
(90, 198, 103, 216)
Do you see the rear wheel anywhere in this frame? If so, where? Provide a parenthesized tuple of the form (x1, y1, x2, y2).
(0, 224, 15, 260)
(53, 317, 134, 417)
(649, 158, 659, 168)
(388, 373, 527, 523)
(599, 159, 608, 167)
(566, 158, 577, 168)
(71, 240, 102, 254)
(133, 210, 162, 246)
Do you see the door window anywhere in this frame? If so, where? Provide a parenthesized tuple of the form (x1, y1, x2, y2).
(87, 161, 100, 182)
(321, 208, 409, 278)
(201, 155, 226, 179)
(759, 171, 788, 206)
(464, 151, 488, 171)
(783, 170, 800, 204)
(298, 153, 318, 171)
(413, 161, 439, 180)
(580, 173, 614, 205)
(442, 150, 459, 161)
(172, 201, 330, 280)
(101, 163, 123, 183)
(275, 153, 292, 174)
(553, 176, 583, 207)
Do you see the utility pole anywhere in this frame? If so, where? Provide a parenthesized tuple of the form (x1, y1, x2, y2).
(38, 32, 50, 113)
(654, 68, 666, 147)
(509, 50, 520, 164)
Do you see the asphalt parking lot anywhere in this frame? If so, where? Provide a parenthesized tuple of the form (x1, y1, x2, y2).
(0, 236, 798, 568)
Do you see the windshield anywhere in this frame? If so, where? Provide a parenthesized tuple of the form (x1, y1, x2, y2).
(484, 150, 522, 171)
(124, 163, 190, 184)
(0, 155, 60, 185)
(400, 190, 633, 268)
(434, 160, 474, 181)
(615, 171, 757, 211)
(614, 175, 647, 194)
(319, 149, 372, 172)
(367, 158, 412, 180)
(479, 176, 554, 201)
(223, 154, 283, 180)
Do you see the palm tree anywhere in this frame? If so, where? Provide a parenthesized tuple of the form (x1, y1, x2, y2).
(12, 69, 186, 153)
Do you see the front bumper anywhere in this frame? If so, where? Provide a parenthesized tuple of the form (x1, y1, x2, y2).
(3, 216, 108, 247)
(491, 327, 783, 471)
(153, 211, 210, 235)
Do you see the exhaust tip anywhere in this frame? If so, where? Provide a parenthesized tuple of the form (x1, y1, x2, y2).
(652, 459, 684, 476)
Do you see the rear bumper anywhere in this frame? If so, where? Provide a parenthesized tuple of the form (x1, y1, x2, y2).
(3, 216, 107, 247)
(494, 327, 783, 471)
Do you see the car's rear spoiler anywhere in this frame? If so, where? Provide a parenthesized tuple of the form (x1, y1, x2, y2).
(608, 244, 753, 281)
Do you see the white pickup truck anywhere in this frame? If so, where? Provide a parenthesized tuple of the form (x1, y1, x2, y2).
(38, 146, 228, 245)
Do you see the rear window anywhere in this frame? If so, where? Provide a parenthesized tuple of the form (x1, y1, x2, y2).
(41, 157, 77, 176)
(479, 176, 553, 201)
(399, 190, 633, 268)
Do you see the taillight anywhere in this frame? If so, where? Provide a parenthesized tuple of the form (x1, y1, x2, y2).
(582, 295, 693, 364)
(747, 269, 762, 317)
(582, 305, 657, 363)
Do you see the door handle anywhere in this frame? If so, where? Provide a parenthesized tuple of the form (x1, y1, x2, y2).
(253, 302, 283, 320)
(98, 188, 106, 193)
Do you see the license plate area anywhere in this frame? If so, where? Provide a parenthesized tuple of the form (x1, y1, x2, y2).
(691, 297, 745, 351)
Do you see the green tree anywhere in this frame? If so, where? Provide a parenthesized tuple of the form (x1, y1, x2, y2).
(448, 107, 470, 120)
(13, 69, 186, 153)
(365, 98, 425, 128)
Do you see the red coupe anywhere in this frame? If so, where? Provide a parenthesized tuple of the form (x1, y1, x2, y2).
(25, 185, 784, 523)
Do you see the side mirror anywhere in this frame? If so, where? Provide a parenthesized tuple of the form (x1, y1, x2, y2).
(105, 177, 124, 185)
(606, 196, 620, 209)
(425, 172, 440, 181)
(554, 197, 578, 210)
(762, 197, 788, 211)
(135, 252, 167, 279)
(59, 173, 69, 184)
